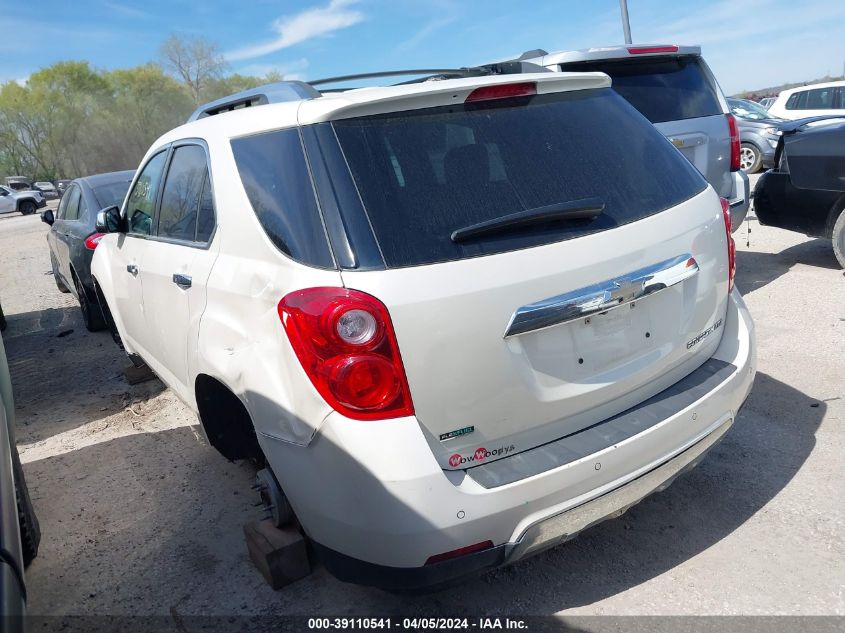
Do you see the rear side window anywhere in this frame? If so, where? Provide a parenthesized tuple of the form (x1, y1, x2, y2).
(332, 88, 707, 268)
(63, 186, 81, 221)
(231, 128, 334, 268)
(561, 56, 722, 123)
(157, 144, 213, 243)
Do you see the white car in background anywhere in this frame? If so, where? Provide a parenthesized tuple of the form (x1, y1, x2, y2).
(91, 70, 755, 590)
(767, 80, 845, 120)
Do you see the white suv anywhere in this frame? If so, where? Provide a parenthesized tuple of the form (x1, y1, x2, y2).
(91, 70, 755, 590)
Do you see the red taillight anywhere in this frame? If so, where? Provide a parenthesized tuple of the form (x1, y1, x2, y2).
(278, 287, 414, 421)
(465, 82, 536, 103)
(721, 197, 736, 292)
(726, 114, 741, 171)
(425, 540, 494, 565)
(84, 233, 105, 250)
(627, 45, 679, 54)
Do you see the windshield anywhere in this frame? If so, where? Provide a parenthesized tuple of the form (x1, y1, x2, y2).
(729, 99, 779, 121)
(332, 88, 707, 268)
(93, 181, 132, 208)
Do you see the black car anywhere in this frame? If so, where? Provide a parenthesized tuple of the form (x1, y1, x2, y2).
(727, 98, 788, 174)
(41, 170, 134, 331)
(1, 333, 41, 627)
(55, 179, 72, 198)
(753, 117, 845, 268)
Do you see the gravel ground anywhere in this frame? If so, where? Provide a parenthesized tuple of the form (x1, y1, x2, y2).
(0, 181, 843, 617)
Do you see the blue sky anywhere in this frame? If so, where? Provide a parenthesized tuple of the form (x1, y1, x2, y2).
(2, 0, 845, 94)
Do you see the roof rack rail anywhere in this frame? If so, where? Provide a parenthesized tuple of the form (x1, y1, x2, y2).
(310, 62, 552, 89)
(308, 68, 483, 86)
(187, 81, 321, 122)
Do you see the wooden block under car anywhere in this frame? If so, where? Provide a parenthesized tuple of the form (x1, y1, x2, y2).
(243, 519, 311, 589)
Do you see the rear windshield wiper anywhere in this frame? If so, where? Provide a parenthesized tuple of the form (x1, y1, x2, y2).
(450, 197, 605, 243)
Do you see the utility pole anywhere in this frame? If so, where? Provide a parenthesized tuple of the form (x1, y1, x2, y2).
(619, 0, 633, 45)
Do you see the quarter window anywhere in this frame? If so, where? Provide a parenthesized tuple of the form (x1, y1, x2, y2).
(157, 144, 213, 242)
(126, 150, 167, 236)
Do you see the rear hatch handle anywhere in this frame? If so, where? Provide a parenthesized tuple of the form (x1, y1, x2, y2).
(504, 254, 699, 338)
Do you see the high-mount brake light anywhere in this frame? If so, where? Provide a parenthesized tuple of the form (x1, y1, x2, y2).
(727, 114, 741, 171)
(465, 82, 536, 103)
(278, 287, 414, 421)
(720, 198, 736, 292)
(627, 45, 679, 54)
(425, 540, 494, 565)
(84, 233, 105, 250)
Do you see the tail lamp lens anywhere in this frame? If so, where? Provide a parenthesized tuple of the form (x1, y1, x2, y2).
(84, 232, 105, 250)
(727, 114, 741, 171)
(721, 197, 736, 292)
(278, 288, 414, 420)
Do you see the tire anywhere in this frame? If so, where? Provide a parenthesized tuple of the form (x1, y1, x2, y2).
(740, 143, 763, 174)
(833, 209, 845, 270)
(18, 200, 36, 215)
(74, 273, 107, 332)
(11, 444, 40, 567)
(51, 254, 70, 293)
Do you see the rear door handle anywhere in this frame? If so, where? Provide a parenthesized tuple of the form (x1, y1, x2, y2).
(172, 273, 192, 289)
(126, 264, 138, 276)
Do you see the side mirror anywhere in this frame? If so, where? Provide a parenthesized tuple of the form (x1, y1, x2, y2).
(0, 189, 8, 196)
(41, 209, 54, 226)
(96, 205, 123, 233)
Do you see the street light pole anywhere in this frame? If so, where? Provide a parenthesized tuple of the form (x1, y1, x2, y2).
(619, 0, 633, 45)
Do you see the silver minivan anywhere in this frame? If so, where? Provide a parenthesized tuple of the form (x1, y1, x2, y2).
(526, 45, 750, 230)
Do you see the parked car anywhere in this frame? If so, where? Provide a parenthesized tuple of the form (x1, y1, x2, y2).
(754, 117, 845, 268)
(55, 179, 72, 198)
(41, 170, 134, 331)
(726, 98, 788, 173)
(92, 74, 755, 590)
(0, 330, 41, 624)
(524, 44, 750, 230)
(33, 181, 59, 200)
(767, 80, 845, 120)
(758, 97, 775, 109)
(0, 184, 46, 216)
(4, 177, 32, 192)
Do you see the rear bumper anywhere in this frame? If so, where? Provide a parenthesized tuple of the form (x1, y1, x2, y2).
(260, 291, 755, 589)
(727, 170, 750, 229)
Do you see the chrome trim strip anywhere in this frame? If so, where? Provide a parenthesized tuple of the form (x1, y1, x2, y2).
(504, 253, 698, 338)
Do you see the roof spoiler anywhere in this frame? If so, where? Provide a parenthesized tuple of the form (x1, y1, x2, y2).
(186, 63, 555, 123)
(187, 81, 321, 122)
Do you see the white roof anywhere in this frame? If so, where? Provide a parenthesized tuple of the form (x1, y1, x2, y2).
(778, 79, 845, 98)
(524, 44, 702, 68)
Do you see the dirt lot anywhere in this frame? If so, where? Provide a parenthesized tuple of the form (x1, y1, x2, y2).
(1, 186, 843, 617)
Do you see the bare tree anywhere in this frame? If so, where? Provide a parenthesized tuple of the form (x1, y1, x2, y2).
(159, 34, 227, 105)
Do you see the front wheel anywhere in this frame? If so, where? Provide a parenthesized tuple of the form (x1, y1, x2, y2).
(19, 200, 36, 215)
(12, 444, 40, 566)
(740, 143, 763, 174)
(832, 209, 845, 269)
(74, 274, 107, 332)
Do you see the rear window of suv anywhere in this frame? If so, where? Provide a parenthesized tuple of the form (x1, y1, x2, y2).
(560, 56, 722, 124)
(331, 87, 707, 268)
